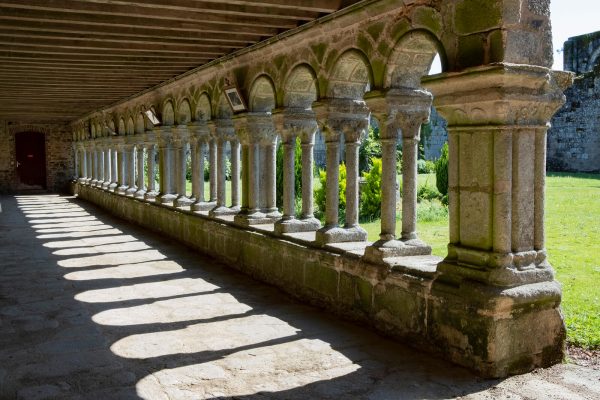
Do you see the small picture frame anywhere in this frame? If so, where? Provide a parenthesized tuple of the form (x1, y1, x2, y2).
(224, 87, 247, 112)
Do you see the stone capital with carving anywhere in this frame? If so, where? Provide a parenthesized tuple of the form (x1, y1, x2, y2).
(281, 108, 318, 144)
(246, 112, 279, 146)
(324, 98, 370, 143)
(188, 120, 211, 144)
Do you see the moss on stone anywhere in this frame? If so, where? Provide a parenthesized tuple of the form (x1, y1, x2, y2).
(454, 0, 502, 35)
(389, 19, 411, 44)
(412, 7, 442, 35)
(357, 33, 374, 57)
(366, 22, 385, 41)
(311, 43, 328, 64)
(488, 29, 505, 63)
(305, 263, 338, 300)
(457, 34, 486, 69)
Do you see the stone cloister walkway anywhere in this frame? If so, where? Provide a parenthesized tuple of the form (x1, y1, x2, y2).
(1, 194, 598, 400)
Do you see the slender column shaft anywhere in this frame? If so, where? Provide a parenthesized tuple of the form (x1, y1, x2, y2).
(265, 143, 277, 212)
(282, 139, 295, 219)
(209, 139, 218, 202)
(88, 150, 93, 181)
(301, 142, 315, 219)
(177, 142, 187, 197)
(104, 148, 111, 185)
(230, 140, 240, 208)
(147, 145, 156, 192)
(191, 142, 200, 200)
(345, 142, 360, 228)
(325, 140, 340, 227)
(198, 142, 206, 202)
(159, 143, 172, 195)
(92, 149, 98, 181)
(111, 149, 118, 185)
(118, 149, 125, 186)
(241, 144, 249, 211)
(81, 150, 87, 179)
(137, 147, 145, 190)
(216, 139, 227, 207)
(401, 136, 418, 240)
(73, 147, 79, 179)
(380, 137, 397, 240)
(248, 143, 260, 212)
(98, 149, 105, 183)
(128, 146, 136, 188)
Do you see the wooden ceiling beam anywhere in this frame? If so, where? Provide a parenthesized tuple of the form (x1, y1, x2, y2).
(0, 42, 226, 56)
(0, 50, 214, 62)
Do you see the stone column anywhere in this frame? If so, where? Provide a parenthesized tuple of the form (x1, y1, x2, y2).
(233, 117, 250, 219)
(274, 109, 320, 234)
(234, 113, 279, 226)
(109, 147, 118, 192)
(209, 119, 237, 216)
(102, 145, 111, 190)
(96, 145, 105, 188)
(144, 139, 159, 201)
(72, 144, 79, 181)
(116, 140, 128, 195)
(125, 141, 137, 197)
(90, 145, 98, 186)
(189, 120, 212, 211)
(422, 65, 572, 377)
(86, 147, 93, 185)
(209, 137, 218, 203)
(173, 125, 192, 207)
(364, 89, 433, 263)
(156, 126, 177, 205)
(230, 138, 240, 211)
(78, 146, 87, 184)
(134, 142, 146, 199)
(315, 99, 369, 245)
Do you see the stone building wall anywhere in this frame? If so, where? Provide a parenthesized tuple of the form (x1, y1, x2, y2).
(548, 31, 600, 173)
(422, 107, 448, 161)
(0, 121, 74, 193)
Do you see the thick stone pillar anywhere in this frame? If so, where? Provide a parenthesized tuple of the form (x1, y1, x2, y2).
(315, 99, 369, 245)
(173, 125, 192, 207)
(364, 89, 432, 263)
(144, 137, 159, 201)
(134, 142, 146, 199)
(102, 145, 111, 190)
(155, 126, 177, 205)
(274, 109, 320, 234)
(422, 65, 573, 377)
(189, 120, 213, 211)
(209, 119, 237, 217)
(125, 141, 137, 197)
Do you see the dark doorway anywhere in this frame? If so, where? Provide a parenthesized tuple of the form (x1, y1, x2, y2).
(15, 131, 46, 189)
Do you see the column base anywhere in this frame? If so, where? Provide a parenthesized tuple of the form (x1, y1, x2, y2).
(429, 277, 565, 378)
(191, 201, 216, 211)
(209, 205, 239, 217)
(363, 238, 432, 264)
(77, 178, 86, 184)
(263, 208, 282, 219)
(234, 211, 277, 226)
(314, 225, 367, 246)
(125, 186, 138, 197)
(91, 179, 98, 186)
(144, 190, 158, 202)
(156, 193, 176, 205)
(134, 189, 146, 199)
(116, 185, 128, 195)
(174, 196, 193, 208)
(101, 181, 110, 190)
(274, 217, 321, 234)
(108, 182, 118, 192)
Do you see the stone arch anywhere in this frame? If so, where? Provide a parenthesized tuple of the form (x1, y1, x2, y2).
(385, 30, 444, 89)
(162, 100, 175, 126)
(249, 75, 276, 112)
(177, 98, 192, 125)
(118, 117, 126, 135)
(195, 92, 212, 121)
(283, 64, 318, 108)
(135, 113, 145, 134)
(126, 116, 135, 135)
(327, 49, 372, 99)
(108, 119, 116, 136)
(90, 123, 96, 138)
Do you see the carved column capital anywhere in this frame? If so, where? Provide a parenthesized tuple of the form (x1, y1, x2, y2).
(246, 112, 278, 146)
(280, 108, 318, 144)
(323, 98, 370, 143)
(188, 121, 210, 144)
(154, 126, 174, 147)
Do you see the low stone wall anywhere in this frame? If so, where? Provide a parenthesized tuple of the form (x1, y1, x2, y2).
(74, 183, 565, 378)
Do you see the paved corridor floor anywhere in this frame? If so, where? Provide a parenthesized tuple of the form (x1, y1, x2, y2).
(1, 194, 599, 400)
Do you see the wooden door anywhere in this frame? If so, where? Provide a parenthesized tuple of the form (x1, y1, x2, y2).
(15, 132, 46, 188)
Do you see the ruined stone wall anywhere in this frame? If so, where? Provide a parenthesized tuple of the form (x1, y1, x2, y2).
(423, 107, 448, 161)
(548, 31, 600, 173)
(0, 121, 74, 193)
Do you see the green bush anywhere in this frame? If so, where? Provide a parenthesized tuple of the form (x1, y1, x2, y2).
(360, 158, 382, 221)
(314, 163, 347, 224)
(417, 199, 448, 222)
(435, 142, 449, 196)
(417, 184, 441, 203)
(276, 138, 303, 208)
(203, 158, 231, 181)
(359, 125, 381, 173)
(417, 159, 436, 174)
